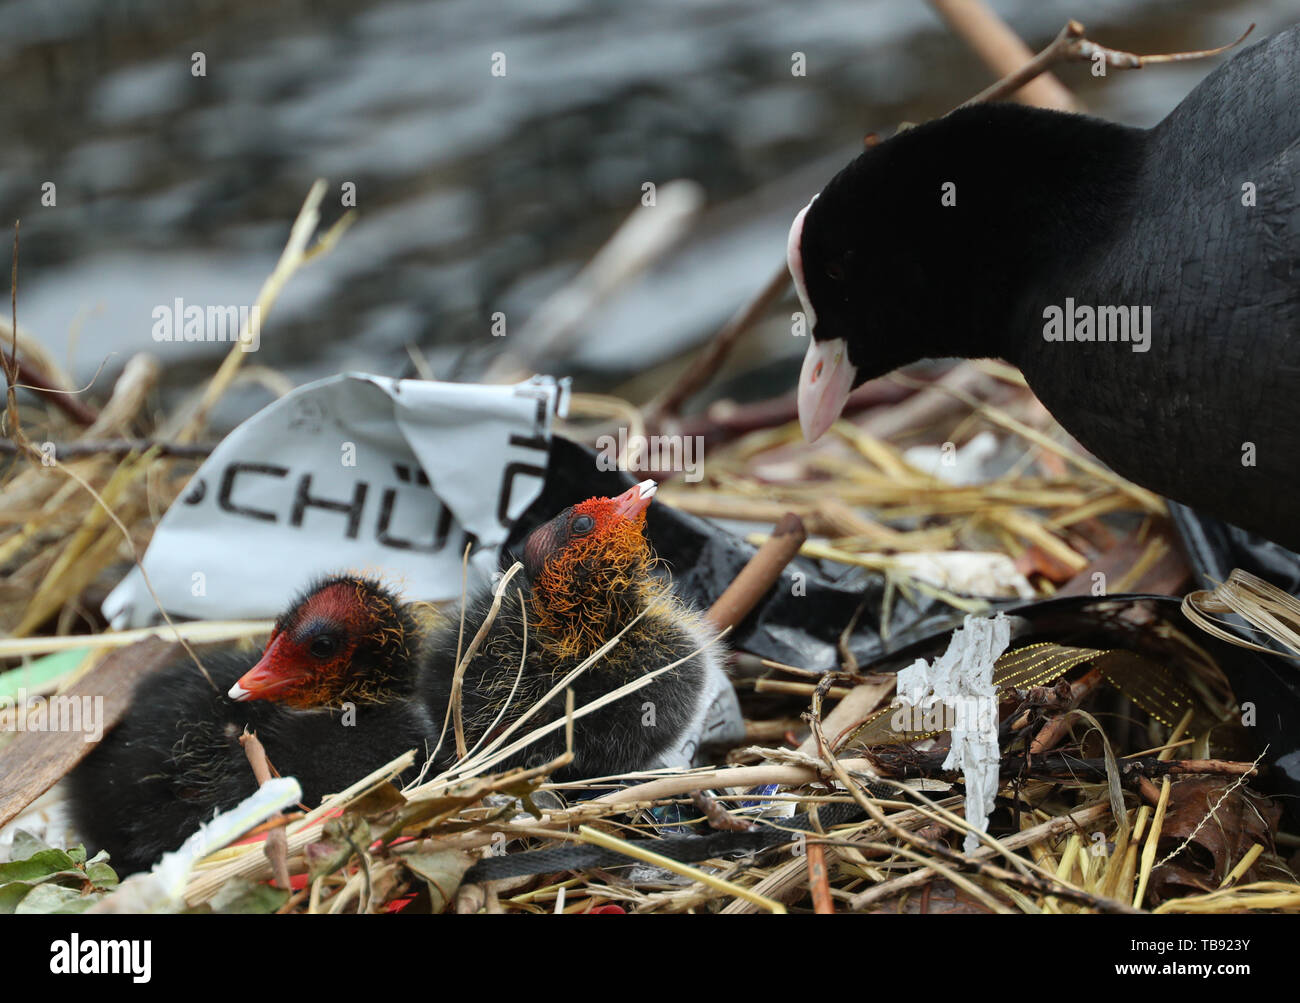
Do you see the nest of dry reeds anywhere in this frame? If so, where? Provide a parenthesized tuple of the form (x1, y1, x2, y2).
(4, 8, 1300, 905)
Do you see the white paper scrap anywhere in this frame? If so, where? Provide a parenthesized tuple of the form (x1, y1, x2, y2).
(894, 612, 1011, 854)
(90, 776, 302, 912)
(104, 373, 566, 627)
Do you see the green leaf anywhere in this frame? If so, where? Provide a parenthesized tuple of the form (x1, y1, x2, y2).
(0, 848, 80, 883)
(9, 830, 53, 860)
(304, 838, 351, 882)
(0, 882, 34, 913)
(84, 861, 120, 890)
(209, 878, 289, 914)
(0, 649, 92, 702)
(15, 883, 97, 914)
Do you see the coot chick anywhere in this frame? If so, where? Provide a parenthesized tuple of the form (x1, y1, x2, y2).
(789, 26, 1300, 548)
(419, 479, 721, 779)
(69, 576, 433, 876)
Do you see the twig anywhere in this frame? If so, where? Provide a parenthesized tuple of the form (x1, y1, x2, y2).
(705, 511, 806, 632)
(868, 746, 1258, 783)
(929, 0, 1077, 110)
(239, 730, 292, 890)
(961, 19, 1254, 108)
(8, 355, 99, 426)
(668, 378, 916, 449)
(690, 789, 757, 833)
(647, 263, 791, 429)
(4, 221, 25, 449)
(753, 678, 853, 700)
(0, 438, 214, 459)
(805, 840, 835, 914)
(1153, 749, 1268, 870)
(1028, 665, 1105, 755)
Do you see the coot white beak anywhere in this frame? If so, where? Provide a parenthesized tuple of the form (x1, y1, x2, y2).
(797, 336, 856, 442)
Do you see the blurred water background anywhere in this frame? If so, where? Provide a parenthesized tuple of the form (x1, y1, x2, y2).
(3, 0, 1296, 427)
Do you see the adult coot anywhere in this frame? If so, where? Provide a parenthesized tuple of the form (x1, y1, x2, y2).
(789, 25, 1300, 548)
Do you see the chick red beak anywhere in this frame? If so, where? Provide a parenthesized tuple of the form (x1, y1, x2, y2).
(610, 479, 656, 520)
(229, 634, 301, 702)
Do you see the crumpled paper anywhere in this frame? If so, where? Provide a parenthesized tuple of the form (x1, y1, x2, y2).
(895, 612, 1011, 853)
(104, 373, 566, 626)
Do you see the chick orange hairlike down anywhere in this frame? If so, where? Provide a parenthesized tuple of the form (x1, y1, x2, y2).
(528, 480, 664, 661)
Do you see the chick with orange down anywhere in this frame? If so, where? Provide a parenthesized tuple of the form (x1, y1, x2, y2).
(69, 575, 434, 876)
(417, 478, 723, 780)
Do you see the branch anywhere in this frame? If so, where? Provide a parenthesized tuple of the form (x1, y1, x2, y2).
(929, 0, 1077, 111)
(961, 19, 1255, 108)
(0, 438, 213, 460)
(240, 730, 293, 890)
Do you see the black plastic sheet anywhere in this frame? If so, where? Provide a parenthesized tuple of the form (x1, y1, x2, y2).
(509, 439, 1300, 820)
(1167, 502, 1300, 820)
(506, 436, 966, 671)
(1169, 501, 1300, 594)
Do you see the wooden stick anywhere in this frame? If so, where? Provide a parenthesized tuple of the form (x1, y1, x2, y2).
(0, 638, 180, 829)
(239, 730, 292, 890)
(0, 438, 214, 459)
(669, 378, 916, 449)
(1028, 665, 1106, 755)
(648, 265, 791, 429)
(806, 841, 836, 914)
(705, 511, 806, 632)
(928, 0, 1077, 111)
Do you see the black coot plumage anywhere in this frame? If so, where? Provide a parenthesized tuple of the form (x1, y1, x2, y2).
(789, 25, 1300, 548)
(417, 479, 720, 780)
(69, 576, 433, 876)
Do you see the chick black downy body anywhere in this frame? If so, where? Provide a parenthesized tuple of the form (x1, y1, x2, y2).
(69, 577, 434, 876)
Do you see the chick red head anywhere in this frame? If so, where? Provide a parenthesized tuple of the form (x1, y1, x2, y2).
(229, 575, 415, 709)
(521, 480, 660, 655)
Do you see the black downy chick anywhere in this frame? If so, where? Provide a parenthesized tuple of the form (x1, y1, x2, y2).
(789, 25, 1300, 548)
(68, 575, 433, 876)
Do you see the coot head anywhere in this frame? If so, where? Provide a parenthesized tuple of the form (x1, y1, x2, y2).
(229, 575, 418, 707)
(521, 479, 659, 657)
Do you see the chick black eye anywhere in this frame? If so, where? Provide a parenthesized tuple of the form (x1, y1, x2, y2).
(309, 635, 338, 658)
(825, 259, 845, 281)
(571, 514, 595, 535)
